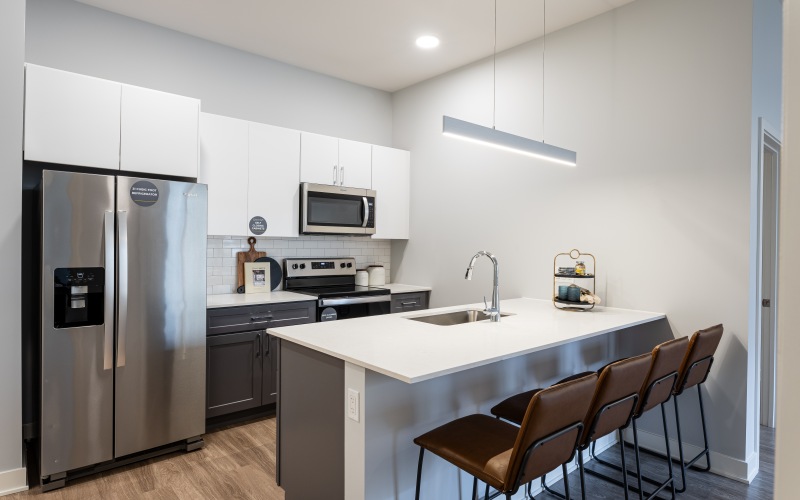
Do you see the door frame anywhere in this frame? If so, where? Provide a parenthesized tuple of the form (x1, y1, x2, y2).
(756, 117, 781, 430)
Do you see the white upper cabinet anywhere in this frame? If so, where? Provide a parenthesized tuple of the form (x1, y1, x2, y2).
(24, 64, 122, 170)
(300, 132, 372, 188)
(199, 113, 248, 236)
(24, 64, 199, 177)
(248, 123, 300, 237)
(371, 146, 410, 240)
(300, 132, 339, 185)
(337, 139, 372, 189)
(120, 85, 199, 178)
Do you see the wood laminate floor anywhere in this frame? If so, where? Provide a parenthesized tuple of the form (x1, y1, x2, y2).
(9, 420, 774, 499)
(539, 425, 775, 500)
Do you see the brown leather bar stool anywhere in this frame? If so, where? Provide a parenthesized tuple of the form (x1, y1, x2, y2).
(670, 324, 723, 493)
(490, 354, 652, 500)
(413, 373, 597, 500)
(588, 337, 689, 500)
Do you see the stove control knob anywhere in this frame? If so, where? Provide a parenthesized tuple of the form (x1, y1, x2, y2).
(299, 263, 306, 269)
(292, 264, 298, 270)
(340, 263, 346, 268)
(346, 263, 353, 268)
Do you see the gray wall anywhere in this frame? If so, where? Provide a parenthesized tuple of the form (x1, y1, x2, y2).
(25, 0, 393, 146)
(392, 0, 756, 475)
(0, 0, 25, 492)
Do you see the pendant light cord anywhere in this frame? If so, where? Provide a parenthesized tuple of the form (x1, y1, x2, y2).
(542, 0, 546, 143)
(493, 0, 497, 130)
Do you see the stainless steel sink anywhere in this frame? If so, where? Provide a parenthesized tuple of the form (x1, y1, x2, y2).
(406, 309, 513, 326)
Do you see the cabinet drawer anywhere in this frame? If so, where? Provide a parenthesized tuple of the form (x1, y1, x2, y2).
(391, 292, 429, 313)
(207, 301, 316, 335)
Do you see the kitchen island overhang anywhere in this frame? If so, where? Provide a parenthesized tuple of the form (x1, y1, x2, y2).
(269, 298, 668, 500)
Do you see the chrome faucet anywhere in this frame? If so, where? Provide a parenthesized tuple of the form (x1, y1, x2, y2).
(465, 250, 500, 322)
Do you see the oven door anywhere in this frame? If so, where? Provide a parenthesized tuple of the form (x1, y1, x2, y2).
(318, 295, 390, 322)
(301, 183, 376, 235)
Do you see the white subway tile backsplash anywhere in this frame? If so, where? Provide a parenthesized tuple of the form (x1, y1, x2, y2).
(206, 236, 391, 294)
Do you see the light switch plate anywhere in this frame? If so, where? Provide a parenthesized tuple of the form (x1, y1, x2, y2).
(347, 388, 360, 422)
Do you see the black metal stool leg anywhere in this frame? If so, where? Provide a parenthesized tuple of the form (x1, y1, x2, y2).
(485, 481, 490, 500)
(660, 403, 676, 500)
(562, 463, 571, 500)
(578, 449, 586, 500)
(472, 476, 478, 500)
(619, 429, 629, 500)
(632, 418, 644, 500)
(415, 448, 424, 500)
(673, 392, 688, 493)
(697, 386, 712, 471)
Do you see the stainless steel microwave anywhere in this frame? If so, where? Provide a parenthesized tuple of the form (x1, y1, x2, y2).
(300, 183, 376, 235)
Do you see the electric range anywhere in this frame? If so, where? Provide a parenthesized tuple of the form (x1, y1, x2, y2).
(283, 257, 390, 322)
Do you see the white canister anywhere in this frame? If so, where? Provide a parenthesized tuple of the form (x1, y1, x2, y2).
(367, 265, 385, 286)
(355, 270, 369, 287)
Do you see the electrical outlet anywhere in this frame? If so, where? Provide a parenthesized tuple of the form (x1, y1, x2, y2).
(347, 388, 360, 422)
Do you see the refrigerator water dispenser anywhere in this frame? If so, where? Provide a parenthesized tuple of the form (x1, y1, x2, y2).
(53, 267, 104, 328)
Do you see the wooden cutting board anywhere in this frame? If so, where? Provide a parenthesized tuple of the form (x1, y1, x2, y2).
(236, 237, 266, 289)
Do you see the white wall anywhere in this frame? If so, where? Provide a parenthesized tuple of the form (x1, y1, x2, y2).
(392, 0, 757, 478)
(24, 0, 393, 146)
(0, 0, 26, 495)
(775, 1, 799, 497)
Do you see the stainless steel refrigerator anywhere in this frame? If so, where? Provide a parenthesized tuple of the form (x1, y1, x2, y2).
(40, 170, 207, 486)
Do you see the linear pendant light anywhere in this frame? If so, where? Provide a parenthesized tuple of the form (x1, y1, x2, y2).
(442, 0, 577, 167)
(442, 116, 576, 166)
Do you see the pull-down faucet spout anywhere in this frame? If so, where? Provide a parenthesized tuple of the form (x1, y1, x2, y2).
(464, 251, 500, 322)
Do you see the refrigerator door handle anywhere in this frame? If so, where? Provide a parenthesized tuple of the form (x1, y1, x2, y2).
(117, 210, 129, 368)
(103, 211, 115, 370)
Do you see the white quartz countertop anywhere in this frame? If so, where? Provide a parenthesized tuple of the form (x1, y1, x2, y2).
(268, 297, 665, 384)
(380, 283, 432, 294)
(207, 291, 314, 308)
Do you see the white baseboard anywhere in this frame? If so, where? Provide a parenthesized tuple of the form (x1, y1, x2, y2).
(0, 467, 27, 497)
(623, 428, 757, 484)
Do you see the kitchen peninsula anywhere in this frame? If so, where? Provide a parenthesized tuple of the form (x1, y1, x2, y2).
(269, 298, 666, 500)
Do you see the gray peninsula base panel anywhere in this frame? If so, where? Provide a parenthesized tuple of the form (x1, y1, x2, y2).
(277, 340, 344, 499)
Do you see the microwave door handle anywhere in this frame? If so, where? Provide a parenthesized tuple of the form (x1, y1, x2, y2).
(362, 197, 369, 227)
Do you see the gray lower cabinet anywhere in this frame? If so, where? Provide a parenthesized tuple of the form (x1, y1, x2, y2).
(206, 300, 315, 419)
(391, 291, 430, 313)
(206, 330, 263, 418)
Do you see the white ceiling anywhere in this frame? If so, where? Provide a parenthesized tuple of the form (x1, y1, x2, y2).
(74, 0, 635, 92)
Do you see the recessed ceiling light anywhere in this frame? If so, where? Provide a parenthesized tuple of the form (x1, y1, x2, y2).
(415, 35, 440, 49)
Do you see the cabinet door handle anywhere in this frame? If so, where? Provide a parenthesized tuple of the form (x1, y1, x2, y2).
(340, 165, 345, 186)
(251, 315, 273, 322)
(402, 301, 417, 306)
(256, 333, 261, 358)
(333, 165, 338, 185)
(264, 334, 270, 356)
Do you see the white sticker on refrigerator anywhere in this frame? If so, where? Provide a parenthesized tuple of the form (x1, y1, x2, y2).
(130, 181, 159, 207)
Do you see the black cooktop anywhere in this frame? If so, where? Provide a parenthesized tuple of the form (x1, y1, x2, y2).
(290, 285, 390, 299)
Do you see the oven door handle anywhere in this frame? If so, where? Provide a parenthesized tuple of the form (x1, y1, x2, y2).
(320, 295, 390, 307)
